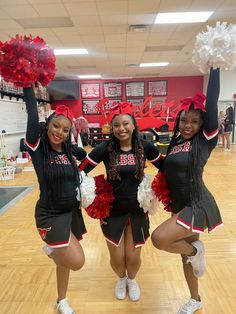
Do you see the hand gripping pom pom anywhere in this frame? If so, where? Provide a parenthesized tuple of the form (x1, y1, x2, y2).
(152, 172, 172, 212)
(79, 171, 96, 208)
(192, 22, 236, 73)
(0, 34, 56, 87)
(78, 172, 115, 219)
(137, 174, 160, 215)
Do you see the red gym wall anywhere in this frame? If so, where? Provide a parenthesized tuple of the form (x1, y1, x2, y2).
(51, 75, 203, 130)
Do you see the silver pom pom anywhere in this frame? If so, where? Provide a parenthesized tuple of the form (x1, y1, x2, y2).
(78, 171, 96, 208)
(192, 21, 236, 73)
(137, 174, 160, 215)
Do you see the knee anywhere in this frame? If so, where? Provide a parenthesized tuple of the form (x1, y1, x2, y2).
(110, 255, 125, 268)
(125, 253, 141, 266)
(70, 255, 85, 271)
(151, 230, 167, 250)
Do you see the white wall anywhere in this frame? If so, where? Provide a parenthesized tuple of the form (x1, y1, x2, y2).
(203, 69, 236, 100)
(4, 132, 26, 157)
(0, 99, 46, 158)
(219, 69, 236, 101)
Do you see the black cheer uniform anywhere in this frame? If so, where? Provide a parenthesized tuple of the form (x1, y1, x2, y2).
(163, 68, 223, 233)
(24, 87, 87, 248)
(80, 140, 162, 248)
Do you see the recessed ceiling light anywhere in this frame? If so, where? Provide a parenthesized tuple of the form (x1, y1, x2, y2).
(78, 75, 102, 79)
(155, 11, 213, 24)
(139, 62, 169, 67)
(54, 49, 88, 56)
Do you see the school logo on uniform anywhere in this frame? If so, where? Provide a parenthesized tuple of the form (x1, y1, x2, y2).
(37, 227, 51, 240)
(169, 141, 191, 155)
(119, 153, 136, 165)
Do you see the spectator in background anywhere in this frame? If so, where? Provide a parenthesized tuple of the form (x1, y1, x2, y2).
(218, 111, 225, 147)
(222, 105, 234, 151)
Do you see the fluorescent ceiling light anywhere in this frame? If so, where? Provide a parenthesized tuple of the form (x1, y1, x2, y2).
(78, 74, 102, 79)
(140, 62, 169, 67)
(54, 48, 88, 56)
(155, 11, 213, 24)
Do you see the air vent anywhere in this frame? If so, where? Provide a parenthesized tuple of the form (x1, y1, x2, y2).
(129, 24, 151, 32)
(145, 45, 184, 52)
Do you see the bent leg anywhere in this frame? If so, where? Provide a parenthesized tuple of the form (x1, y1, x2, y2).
(56, 265, 70, 301)
(51, 232, 85, 271)
(181, 234, 200, 300)
(48, 232, 85, 309)
(151, 214, 197, 255)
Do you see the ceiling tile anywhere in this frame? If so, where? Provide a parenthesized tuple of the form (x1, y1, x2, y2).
(33, 3, 67, 17)
(2, 4, 39, 19)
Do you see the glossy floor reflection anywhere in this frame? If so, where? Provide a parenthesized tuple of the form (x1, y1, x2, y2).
(0, 186, 33, 215)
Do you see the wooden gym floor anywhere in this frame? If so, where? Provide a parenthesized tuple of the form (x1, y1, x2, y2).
(0, 145, 235, 314)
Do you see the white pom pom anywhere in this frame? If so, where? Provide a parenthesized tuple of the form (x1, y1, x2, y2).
(137, 174, 160, 215)
(78, 171, 96, 208)
(192, 21, 236, 73)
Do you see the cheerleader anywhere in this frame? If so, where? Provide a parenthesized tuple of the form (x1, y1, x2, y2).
(24, 87, 86, 314)
(79, 103, 163, 302)
(151, 68, 223, 314)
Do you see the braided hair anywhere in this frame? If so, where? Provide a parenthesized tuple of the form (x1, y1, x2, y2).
(107, 114, 144, 181)
(166, 105, 204, 212)
(41, 113, 81, 203)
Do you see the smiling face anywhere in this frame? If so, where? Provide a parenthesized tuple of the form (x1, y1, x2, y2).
(47, 115, 72, 151)
(179, 109, 203, 140)
(112, 114, 135, 145)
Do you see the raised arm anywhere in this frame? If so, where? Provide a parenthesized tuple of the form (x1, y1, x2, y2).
(23, 87, 41, 147)
(203, 68, 220, 138)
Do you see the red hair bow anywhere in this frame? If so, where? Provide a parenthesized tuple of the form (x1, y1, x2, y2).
(55, 105, 74, 122)
(109, 101, 133, 118)
(178, 92, 206, 113)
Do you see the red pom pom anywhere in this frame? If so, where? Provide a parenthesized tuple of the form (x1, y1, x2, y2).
(0, 34, 56, 87)
(86, 175, 115, 219)
(152, 172, 172, 212)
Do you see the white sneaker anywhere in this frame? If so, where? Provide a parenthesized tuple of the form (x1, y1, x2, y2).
(55, 298, 75, 314)
(115, 276, 127, 300)
(127, 278, 141, 301)
(42, 244, 54, 256)
(186, 240, 206, 278)
(177, 298, 202, 314)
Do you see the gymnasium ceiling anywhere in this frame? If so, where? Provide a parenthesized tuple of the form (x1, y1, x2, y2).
(0, 0, 236, 79)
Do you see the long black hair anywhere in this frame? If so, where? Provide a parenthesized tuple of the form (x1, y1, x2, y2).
(41, 113, 81, 202)
(167, 106, 204, 212)
(107, 114, 144, 181)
